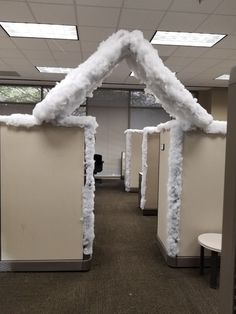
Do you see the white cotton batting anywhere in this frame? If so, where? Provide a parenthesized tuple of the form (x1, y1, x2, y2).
(166, 123, 184, 257)
(140, 126, 160, 209)
(32, 30, 213, 130)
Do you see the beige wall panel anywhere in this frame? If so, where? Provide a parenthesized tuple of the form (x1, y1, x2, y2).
(211, 88, 228, 121)
(180, 132, 225, 256)
(130, 133, 143, 189)
(1, 125, 84, 261)
(198, 90, 212, 114)
(157, 130, 170, 247)
(145, 133, 160, 209)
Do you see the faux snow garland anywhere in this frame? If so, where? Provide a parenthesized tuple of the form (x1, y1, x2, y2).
(0, 114, 98, 256)
(166, 123, 184, 257)
(124, 129, 143, 192)
(33, 30, 213, 130)
(140, 126, 160, 209)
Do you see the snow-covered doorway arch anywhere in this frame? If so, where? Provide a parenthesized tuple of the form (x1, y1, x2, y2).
(33, 30, 213, 130)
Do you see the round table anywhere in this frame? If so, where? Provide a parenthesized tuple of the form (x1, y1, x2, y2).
(198, 233, 222, 289)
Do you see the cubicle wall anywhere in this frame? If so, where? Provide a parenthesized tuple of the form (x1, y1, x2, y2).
(157, 130, 225, 266)
(141, 133, 160, 214)
(0, 124, 89, 271)
(125, 132, 143, 192)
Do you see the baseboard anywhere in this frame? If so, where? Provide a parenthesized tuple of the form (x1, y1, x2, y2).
(156, 236, 211, 268)
(141, 208, 157, 216)
(94, 176, 120, 179)
(128, 187, 139, 192)
(0, 255, 91, 272)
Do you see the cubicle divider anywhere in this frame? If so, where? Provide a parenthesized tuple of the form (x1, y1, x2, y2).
(0, 116, 97, 272)
(124, 129, 143, 192)
(157, 128, 226, 267)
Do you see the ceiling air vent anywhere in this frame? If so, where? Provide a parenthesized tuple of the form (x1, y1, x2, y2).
(0, 71, 21, 77)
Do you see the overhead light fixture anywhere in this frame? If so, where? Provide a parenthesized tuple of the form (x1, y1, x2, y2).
(215, 74, 230, 80)
(0, 22, 78, 40)
(151, 31, 226, 47)
(36, 66, 74, 74)
(130, 71, 176, 77)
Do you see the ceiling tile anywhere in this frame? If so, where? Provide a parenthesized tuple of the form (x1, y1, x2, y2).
(165, 56, 195, 67)
(47, 40, 81, 52)
(119, 9, 165, 29)
(164, 64, 186, 73)
(158, 12, 207, 32)
(30, 58, 58, 67)
(12, 38, 49, 51)
(0, 1, 35, 22)
(0, 64, 11, 71)
(176, 71, 198, 81)
(22, 49, 53, 60)
(77, 6, 120, 27)
(199, 48, 236, 59)
(216, 35, 236, 49)
(215, 0, 236, 15)
(52, 51, 81, 62)
(79, 26, 116, 42)
(153, 45, 177, 56)
(81, 41, 100, 53)
(29, 3, 76, 24)
(0, 37, 17, 49)
(170, 0, 223, 13)
(3, 58, 33, 68)
(0, 48, 25, 59)
(124, 0, 172, 10)
(28, 0, 73, 3)
(0, 27, 8, 38)
(0, 59, 6, 68)
(75, 0, 123, 7)
(173, 47, 208, 58)
(196, 14, 236, 34)
(82, 50, 95, 61)
(184, 58, 222, 72)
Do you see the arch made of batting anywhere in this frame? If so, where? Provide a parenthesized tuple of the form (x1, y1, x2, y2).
(33, 30, 213, 130)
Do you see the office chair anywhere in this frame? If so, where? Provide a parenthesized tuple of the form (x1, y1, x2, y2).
(94, 154, 104, 182)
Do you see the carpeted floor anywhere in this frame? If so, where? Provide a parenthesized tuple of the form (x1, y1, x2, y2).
(0, 179, 218, 314)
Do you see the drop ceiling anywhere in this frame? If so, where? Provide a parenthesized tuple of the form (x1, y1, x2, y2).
(0, 0, 236, 88)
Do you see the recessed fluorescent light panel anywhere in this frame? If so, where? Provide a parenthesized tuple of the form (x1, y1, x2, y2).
(0, 22, 78, 40)
(151, 31, 226, 47)
(130, 71, 176, 77)
(36, 67, 74, 74)
(215, 74, 230, 80)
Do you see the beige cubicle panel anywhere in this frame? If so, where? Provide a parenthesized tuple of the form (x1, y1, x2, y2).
(0, 124, 90, 271)
(157, 130, 225, 267)
(125, 132, 143, 191)
(141, 133, 160, 214)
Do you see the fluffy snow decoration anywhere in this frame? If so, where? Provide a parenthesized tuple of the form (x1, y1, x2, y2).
(166, 123, 184, 257)
(33, 30, 213, 129)
(0, 114, 98, 256)
(140, 126, 160, 209)
(203, 120, 227, 135)
(124, 129, 143, 192)
(0, 114, 41, 128)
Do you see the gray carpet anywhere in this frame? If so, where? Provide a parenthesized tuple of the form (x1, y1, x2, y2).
(0, 179, 218, 314)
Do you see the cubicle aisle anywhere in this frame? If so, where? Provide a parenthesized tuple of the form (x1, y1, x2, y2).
(0, 179, 219, 313)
